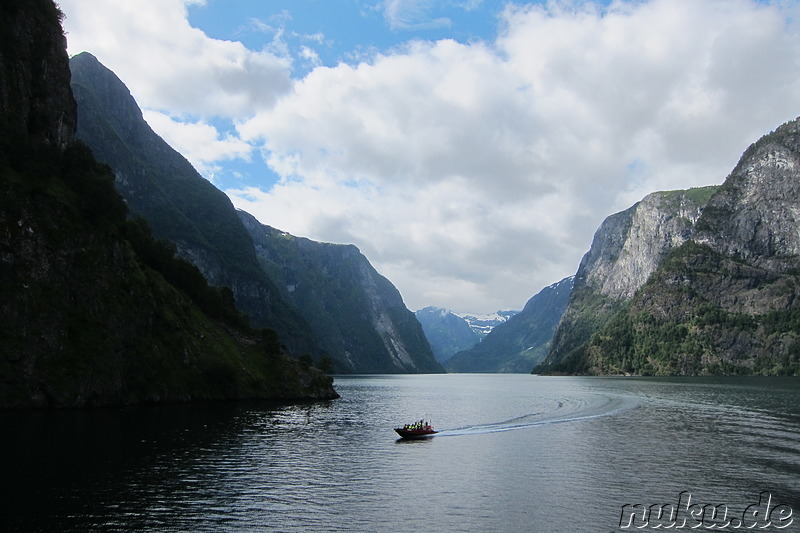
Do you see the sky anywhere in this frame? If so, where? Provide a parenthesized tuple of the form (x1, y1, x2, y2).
(58, 0, 800, 314)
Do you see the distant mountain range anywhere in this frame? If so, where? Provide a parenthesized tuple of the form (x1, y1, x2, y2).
(414, 307, 517, 363)
(444, 277, 573, 373)
(458, 310, 519, 338)
(415, 308, 480, 363)
(68, 51, 441, 374)
(415, 280, 577, 374)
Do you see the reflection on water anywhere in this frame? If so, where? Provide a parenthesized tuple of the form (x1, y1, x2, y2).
(2, 375, 799, 532)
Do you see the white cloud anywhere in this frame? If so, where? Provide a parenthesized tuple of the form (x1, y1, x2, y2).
(60, 0, 292, 118)
(384, 0, 452, 30)
(298, 46, 323, 69)
(141, 111, 253, 182)
(231, 0, 800, 313)
(59, 0, 287, 189)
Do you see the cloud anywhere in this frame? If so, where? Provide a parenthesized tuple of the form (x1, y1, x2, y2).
(231, 0, 800, 313)
(60, 0, 292, 118)
(59, 0, 289, 183)
(384, 0, 453, 30)
(141, 111, 254, 182)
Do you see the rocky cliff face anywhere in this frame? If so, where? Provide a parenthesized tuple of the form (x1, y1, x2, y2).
(69, 52, 320, 357)
(578, 188, 716, 300)
(542, 119, 800, 376)
(447, 276, 573, 373)
(239, 212, 443, 373)
(0, 0, 338, 407)
(547, 187, 716, 364)
(0, 0, 75, 152)
(696, 123, 800, 272)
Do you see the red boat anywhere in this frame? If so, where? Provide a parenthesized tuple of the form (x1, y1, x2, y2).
(395, 420, 437, 439)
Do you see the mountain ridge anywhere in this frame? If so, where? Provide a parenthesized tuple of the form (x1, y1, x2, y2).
(414, 307, 481, 364)
(69, 51, 321, 357)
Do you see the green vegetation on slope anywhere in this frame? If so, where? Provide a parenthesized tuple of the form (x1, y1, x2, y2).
(535, 288, 625, 374)
(541, 242, 800, 376)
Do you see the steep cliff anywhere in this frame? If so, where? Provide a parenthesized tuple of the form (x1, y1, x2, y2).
(544, 187, 717, 367)
(0, 0, 338, 407)
(239, 212, 443, 373)
(446, 277, 573, 373)
(696, 123, 800, 270)
(69, 52, 320, 357)
(542, 119, 800, 375)
(0, 0, 75, 153)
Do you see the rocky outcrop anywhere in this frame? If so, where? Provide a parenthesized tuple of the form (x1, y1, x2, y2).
(446, 276, 573, 373)
(577, 188, 715, 303)
(0, 0, 75, 151)
(542, 119, 800, 376)
(696, 124, 800, 272)
(239, 212, 443, 373)
(577, 189, 715, 300)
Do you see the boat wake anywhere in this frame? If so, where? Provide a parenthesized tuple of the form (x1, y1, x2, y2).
(433, 394, 636, 437)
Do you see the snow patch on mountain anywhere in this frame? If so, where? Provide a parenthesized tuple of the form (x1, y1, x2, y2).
(455, 310, 518, 338)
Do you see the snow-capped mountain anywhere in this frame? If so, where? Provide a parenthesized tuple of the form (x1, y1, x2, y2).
(415, 307, 518, 363)
(456, 310, 518, 338)
(446, 276, 574, 373)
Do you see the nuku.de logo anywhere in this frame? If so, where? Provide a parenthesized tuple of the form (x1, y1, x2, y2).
(619, 491, 794, 530)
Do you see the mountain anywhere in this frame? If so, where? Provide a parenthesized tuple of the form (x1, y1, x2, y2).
(68, 52, 319, 357)
(239, 214, 443, 373)
(415, 307, 480, 363)
(541, 119, 800, 375)
(542, 186, 717, 370)
(0, 0, 337, 407)
(446, 277, 574, 373)
(69, 52, 439, 374)
(458, 310, 518, 338)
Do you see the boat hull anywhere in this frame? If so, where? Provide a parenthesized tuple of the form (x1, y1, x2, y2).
(394, 428, 438, 439)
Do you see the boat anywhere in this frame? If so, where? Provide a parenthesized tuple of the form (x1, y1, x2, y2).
(395, 420, 438, 439)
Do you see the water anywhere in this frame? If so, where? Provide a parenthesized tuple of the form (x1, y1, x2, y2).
(2, 375, 799, 532)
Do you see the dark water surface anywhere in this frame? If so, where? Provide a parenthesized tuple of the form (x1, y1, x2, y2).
(3, 375, 799, 532)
